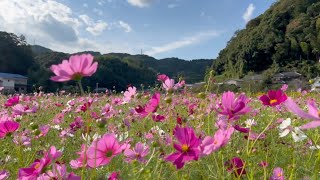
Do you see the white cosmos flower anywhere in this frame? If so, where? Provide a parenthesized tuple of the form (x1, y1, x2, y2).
(310, 145, 320, 150)
(245, 119, 256, 128)
(279, 118, 307, 142)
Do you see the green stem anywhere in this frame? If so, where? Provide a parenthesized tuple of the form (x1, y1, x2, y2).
(78, 79, 85, 95)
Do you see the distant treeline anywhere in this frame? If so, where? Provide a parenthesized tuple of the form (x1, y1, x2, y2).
(0, 31, 212, 92)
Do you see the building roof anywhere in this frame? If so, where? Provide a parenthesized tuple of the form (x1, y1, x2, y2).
(0, 73, 28, 79)
(274, 72, 301, 78)
(242, 74, 264, 81)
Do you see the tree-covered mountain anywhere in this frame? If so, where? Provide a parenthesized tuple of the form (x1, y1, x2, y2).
(0, 31, 212, 92)
(213, 0, 320, 79)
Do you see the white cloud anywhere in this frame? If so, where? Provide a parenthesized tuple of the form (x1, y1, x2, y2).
(118, 21, 132, 33)
(86, 21, 108, 36)
(79, 14, 108, 35)
(0, 0, 115, 53)
(97, 0, 105, 6)
(242, 3, 255, 23)
(145, 31, 221, 56)
(168, 4, 178, 9)
(0, 0, 81, 44)
(93, 8, 103, 16)
(127, 0, 154, 8)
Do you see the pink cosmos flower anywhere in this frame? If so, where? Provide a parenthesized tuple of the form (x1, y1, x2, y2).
(270, 167, 284, 180)
(234, 125, 250, 133)
(39, 163, 81, 180)
(0, 121, 20, 138)
(108, 171, 120, 180)
(225, 157, 246, 177)
(12, 104, 34, 115)
(4, 96, 19, 107)
(69, 117, 84, 132)
(174, 80, 185, 89)
(201, 127, 234, 156)
(87, 133, 122, 168)
(259, 89, 287, 106)
(50, 54, 98, 82)
(13, 131, 31, 146)
(258, 161, 268, 167)
(18, 146, 62, 179)
(0, 115, 12, 122)
(136, 92, 160, 118)
(76, 98, 93, 112)
(101, 103, 115, 119)
(152, 114, 165, 122)
(165, 126, 201, 169)
(157, 74, 169, 82)
(112, 97, 123, 105)
(124, 142, 149, 163)
(284, 98, 320, 129)
(281, 84, 288, 92)
(216, 91, 251, 120)
(35, 125, 50, 139)
(144, 92, 160, 113)
(0, 170, 9, 180)
(70, 144, 87, 169)
(123, 86, 137, 102)
(163, 79, 175, 91)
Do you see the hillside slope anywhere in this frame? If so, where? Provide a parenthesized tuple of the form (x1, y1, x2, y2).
(213, 0, 320, 79)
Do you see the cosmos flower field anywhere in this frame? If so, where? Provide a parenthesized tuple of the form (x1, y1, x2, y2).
(1, 54, 320, 179)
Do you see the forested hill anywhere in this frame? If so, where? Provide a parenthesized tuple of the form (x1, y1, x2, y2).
(213, 0, 320, 79)
(0, 31, 212, 92)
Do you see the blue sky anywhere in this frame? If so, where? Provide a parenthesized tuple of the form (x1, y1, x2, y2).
(0, 0, 276, 60)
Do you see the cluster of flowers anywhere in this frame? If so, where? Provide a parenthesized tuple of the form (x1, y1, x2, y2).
(1, 53, 319, 179)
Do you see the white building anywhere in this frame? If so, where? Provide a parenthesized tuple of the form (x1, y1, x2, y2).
(311, 77, 320, 92)
(0, 73, 28, 93)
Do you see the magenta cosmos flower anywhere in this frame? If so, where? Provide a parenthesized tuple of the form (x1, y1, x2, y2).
(108, 171, 120, 180)
(259, 89, 287, 106)
(4, 96, 19, 107)
(87, 133, 122, 168)
(18, 146, 62, 179)
(270, 167, 284, 180)
(0, 121, 19, 138)
(165, 126, 201, 169)
(225, 157, 246, 177)
(216, 91, 251, 120)
(50, 54, 98, 82)
(157, 74, 169, 82)
(135, 92, 160, 118)
(124, 142, 149, 163)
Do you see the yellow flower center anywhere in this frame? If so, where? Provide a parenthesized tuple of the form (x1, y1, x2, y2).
(181, 144, 189, 152)
(277, 173, 282, 177)
(270, 99, 277, 104)
(34, 162, 41, 169)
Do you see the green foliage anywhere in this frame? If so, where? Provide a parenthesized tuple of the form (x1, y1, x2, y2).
(0, 32, 34, 75)
(212, 0, 320, 79)
(0, 31, 211, 92)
